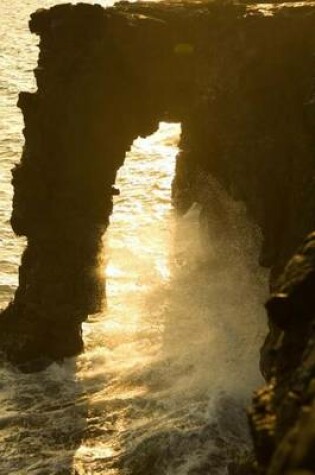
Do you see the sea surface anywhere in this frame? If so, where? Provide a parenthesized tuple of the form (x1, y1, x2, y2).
(0, 1, 269, 474)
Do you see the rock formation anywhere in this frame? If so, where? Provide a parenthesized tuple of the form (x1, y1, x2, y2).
(250, 233, 315, 474)
(1, 0, 315, 472)
(0, 2, 168, 367)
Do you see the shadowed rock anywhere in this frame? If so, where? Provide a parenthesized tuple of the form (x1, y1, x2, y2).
(250, 233, 315, 474)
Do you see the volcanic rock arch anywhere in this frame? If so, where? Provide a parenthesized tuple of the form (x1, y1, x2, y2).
(1, 3, 315, 472)
(3, 0, 315, 364)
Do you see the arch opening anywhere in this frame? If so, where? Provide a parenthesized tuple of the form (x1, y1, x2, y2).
(72, 119, 269, 474)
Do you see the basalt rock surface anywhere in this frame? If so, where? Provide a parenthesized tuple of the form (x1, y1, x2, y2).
(171, 2, 315, 284)
(249, 233, 315, 474)
(1, 0, 315, 472)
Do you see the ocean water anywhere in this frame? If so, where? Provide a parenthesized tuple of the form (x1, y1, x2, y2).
(0, 1, 269, 474)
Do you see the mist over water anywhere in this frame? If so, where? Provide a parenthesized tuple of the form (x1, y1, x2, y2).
(0, 2, 269, 474)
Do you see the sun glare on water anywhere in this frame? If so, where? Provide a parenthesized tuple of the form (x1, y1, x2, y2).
(83, 121, 181, 369)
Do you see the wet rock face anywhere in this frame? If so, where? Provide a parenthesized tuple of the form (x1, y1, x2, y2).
(250, 233, 315, 474)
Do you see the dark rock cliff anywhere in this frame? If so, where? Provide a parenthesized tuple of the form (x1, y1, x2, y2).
(172, 3, 315, 282)
(1, 1, 315, 473)
(250, 234, 315, 474)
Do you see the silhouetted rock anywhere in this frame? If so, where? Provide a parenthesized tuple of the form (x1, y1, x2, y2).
(250, 233, 315, 474)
